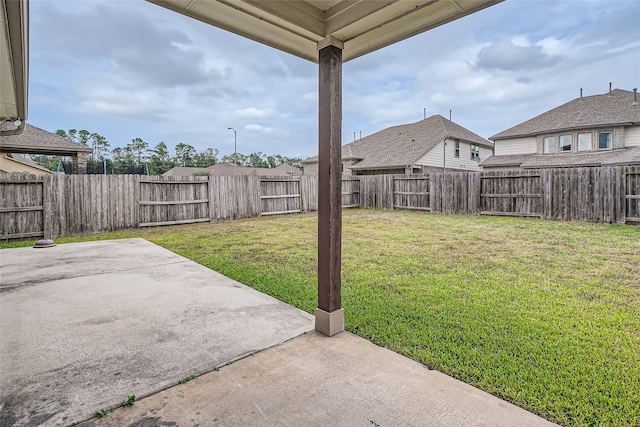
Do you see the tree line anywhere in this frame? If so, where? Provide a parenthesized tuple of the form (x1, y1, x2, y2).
(29, 128, 304, 175)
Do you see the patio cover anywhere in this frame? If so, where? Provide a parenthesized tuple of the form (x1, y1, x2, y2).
(146, 0, 501, 63)
(0, 0, 29, 134)
(148, 0, 503, 336)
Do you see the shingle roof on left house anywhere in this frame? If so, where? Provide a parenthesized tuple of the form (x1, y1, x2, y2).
(302, 115, 491, 169)
(0, 123, 93, 155)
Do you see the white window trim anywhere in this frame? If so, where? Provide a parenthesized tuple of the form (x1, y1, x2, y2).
(559, 135, 572, 152)
(598, 131, 612, 150)
(577, 132, 592, 151)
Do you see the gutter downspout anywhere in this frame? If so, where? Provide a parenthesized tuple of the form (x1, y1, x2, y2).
(443, 137, 448, 172)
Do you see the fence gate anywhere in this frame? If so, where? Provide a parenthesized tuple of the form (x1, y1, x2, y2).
(260, 179, 301, 216)
(0, 176, 45, 240)
(342, 179, 360, 208)
(393, 176, 430, 211)
(625, 170, 640, 224)
(480, 173, 542, 217)
(139, 178, 210, 227)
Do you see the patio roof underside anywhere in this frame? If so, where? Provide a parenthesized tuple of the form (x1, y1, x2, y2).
(0, 0, 28, 121)
(147, 0, 502, 62)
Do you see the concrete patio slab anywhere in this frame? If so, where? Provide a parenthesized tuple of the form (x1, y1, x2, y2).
(0, 238, 314, 426)
(82, 331, 557, 427)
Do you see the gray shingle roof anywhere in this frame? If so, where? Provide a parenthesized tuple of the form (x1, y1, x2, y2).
(491, 89, 640, 140)
(302, 115, 491, 169)
(480, 146, 640, 168)
(0, 123, 93, 155)
(479, 154, 532, 167)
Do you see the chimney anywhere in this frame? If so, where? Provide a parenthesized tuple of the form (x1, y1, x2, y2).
(424, 107, 426, 120)
(609, 82, 612, 95)
(359, 131, 362, 139)
(633, 88, 638, 106)
(580, 88, 583, 100)
(353, 131, 356, 142)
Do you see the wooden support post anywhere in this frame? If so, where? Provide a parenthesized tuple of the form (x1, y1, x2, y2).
(316, 44, 344, 336)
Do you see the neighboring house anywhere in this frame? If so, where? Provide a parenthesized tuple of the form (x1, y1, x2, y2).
(0, 153, 55, 175)
(162, 162, 302, 177)
(0, 123, 93, 173)
(482, 88, 640, 169)
(301, 115, 492, 175)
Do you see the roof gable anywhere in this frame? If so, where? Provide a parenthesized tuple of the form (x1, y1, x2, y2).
(491, 89, 640, 140)
(303, 115, 491, 169)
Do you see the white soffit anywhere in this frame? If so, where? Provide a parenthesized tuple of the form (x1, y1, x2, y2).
(0, 0, 28, 121)
(146, 0, 503, 62)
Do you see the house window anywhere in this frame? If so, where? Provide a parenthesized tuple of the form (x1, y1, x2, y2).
(454, 140, 460, 158)
(470, 144, 479, 160)
(578, 133, 592, 151)
(543, 136, 555, 153)
(598, 132, 612, 150)
(560, 135, 572, 152)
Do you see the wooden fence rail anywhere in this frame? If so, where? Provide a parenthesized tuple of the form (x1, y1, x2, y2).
(1, 165, 637, 240)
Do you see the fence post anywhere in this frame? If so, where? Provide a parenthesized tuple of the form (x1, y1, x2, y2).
(42, 175, 52, 239)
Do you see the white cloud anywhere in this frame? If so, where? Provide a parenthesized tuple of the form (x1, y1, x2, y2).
(236, 108, 278, 119)
(26, 0, 640, 160)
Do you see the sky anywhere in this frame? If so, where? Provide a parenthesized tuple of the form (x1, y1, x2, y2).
(28, 0, 640, 161)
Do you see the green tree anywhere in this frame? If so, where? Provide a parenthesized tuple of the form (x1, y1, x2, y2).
(90, 133, 110, 161)
(221, 152, 247, 166)
(193, 148, 219, 167)
(28, 155, 64, 172)
(128, 138, 148, 165)
(111, 146, 135, 170)
(77, 130, 91, 146)
(174, 143, 196, 167)
(148, 142, 175, 175)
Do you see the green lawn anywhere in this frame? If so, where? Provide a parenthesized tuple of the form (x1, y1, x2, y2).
(2, 210, 639, 426)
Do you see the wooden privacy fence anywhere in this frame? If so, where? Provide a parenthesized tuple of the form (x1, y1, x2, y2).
(393, 176, 430, 211)
(357, 165, 638, 223)
(480, 171, 541, 217)
(0, 175, 45, 240)
(624, 170, 640, 223)
(139, 176, 210, 227)
(260, 178, 301, 216)
(1, 165, 639, 240)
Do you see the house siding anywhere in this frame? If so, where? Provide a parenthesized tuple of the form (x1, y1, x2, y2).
(625, 125, 640, 146)
(414, 140, 445, 168)
(415, 138, 489, 171)
(535, 126, 626, 154)
(494, 137, 536, 155)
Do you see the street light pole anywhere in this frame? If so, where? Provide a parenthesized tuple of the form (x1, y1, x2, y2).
(227, 127, 237, 176)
